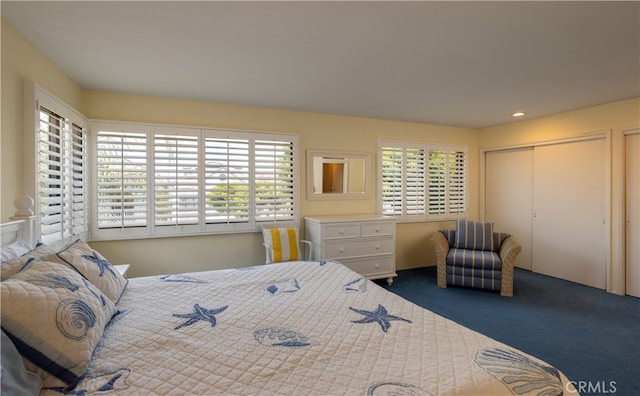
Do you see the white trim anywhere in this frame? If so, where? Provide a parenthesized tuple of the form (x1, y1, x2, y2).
(481, 130, 609, 153)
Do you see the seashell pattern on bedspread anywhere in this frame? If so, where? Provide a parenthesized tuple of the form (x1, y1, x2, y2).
(41, 261, 577, 395)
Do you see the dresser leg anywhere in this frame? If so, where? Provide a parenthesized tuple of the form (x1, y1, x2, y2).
(387, 277, 393, 285)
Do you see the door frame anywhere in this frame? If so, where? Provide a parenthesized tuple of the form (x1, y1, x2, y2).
(480, 130, 613, 292)
(624, 128, 640, 296)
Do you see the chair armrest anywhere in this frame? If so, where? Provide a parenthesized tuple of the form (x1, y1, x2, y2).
(262, 243, 273, 264)
(430, 231, 449, 288)
(300, 240, 313, 261)
(498, 236, 522, 297)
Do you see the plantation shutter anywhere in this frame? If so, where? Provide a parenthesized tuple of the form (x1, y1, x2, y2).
(380, 146, 404, 216)
(204, 133, 250, 226)
(428, 150, 447, 215)
(92, 122, 298, 238)
(70, 122, 87, 236)
(448, 149, 467, 214)
(154, 132, 199, 228)
(380, 144, 426, 220)
(254, 138, 295, 222)
(428, 147, 467, 218)
(380, 141, 466, 222)
(405, 148, 426, 216)
(38, 108, 65, 244)
(37, 106, 87, 245)
(96, 130, 148, 229)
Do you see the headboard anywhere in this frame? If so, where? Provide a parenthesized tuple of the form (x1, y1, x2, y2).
(1, 196, 37, 247)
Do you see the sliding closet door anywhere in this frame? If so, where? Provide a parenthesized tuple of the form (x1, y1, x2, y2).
(485, 148, 533, 270)
(532, 138, 607, 289)
(626, 132, 640, 297)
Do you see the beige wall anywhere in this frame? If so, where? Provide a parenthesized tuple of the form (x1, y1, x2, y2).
(2, 19, 478, 276)
(1, 19, 83, 220)
(84, 91, 479, 276)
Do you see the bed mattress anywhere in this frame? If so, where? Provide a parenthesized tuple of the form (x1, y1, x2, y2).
(42, 260, 575, 395)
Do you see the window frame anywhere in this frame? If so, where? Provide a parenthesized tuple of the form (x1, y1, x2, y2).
(90, 120, 299, 241)
(377, 140, 468, 222)
(24, 83, 89, 247)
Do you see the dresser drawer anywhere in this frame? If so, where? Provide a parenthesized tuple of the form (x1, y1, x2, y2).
(325, 238, 394, 259)
(323, 223, 360, 239)
(341, 256, 395, 278)
(305, 215, 397, 284)
(360, 221, 395, 237)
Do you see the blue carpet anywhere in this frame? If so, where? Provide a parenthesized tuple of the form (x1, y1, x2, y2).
(377, 266, 640, 396)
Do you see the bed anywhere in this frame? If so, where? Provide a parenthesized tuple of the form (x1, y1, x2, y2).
(1, 217, 577, 396)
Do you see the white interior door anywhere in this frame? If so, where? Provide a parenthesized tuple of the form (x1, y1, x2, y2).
(532, 139, 607, 289)
(485, 148, 533, 270)
(626, 132, 640, 297)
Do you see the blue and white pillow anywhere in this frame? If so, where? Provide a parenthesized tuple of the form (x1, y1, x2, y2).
(0, 259, 116, 389)
(53, 240, 128, 304)
(1, 243, 55, 281)
(454, 220, 494, 251)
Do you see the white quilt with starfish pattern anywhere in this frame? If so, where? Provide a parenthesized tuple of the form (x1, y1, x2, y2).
(41, 260, 576, 395)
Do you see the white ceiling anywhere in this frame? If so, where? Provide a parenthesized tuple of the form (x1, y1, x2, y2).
(2, 1, 639, 128)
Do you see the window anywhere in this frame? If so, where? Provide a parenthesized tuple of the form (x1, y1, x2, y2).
(31, 88, 88, 245)
(154, 131, 199, 228)
(378, 141, 467, 221)
(428, 146, 467, 217)
(92, 122, 298, 240)
(95, 126, 148, 233)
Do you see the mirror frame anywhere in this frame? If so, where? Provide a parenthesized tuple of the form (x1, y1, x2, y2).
(306, 149, 371, 200)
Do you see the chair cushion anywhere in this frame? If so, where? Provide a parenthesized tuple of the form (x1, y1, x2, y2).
(454, 220, 494, 251)
(445, 267, 502, 291)
(262, 227, 301, 263)
(446, 248, 502, 270)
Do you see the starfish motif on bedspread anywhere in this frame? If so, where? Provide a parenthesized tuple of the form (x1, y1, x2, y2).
(81, 251, 116, 277)
(173, 304, 228, 330)
(349, 304, 412, 333)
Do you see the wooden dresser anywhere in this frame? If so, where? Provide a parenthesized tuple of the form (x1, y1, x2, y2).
(304, 215, 397, 284)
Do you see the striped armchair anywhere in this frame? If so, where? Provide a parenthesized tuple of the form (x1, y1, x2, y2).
(430, 220, 522, 297)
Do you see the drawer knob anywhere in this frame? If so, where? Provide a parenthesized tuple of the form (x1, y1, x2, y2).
(375, 264, 380, 269)
(339, 247, 345, 253)
(375, 244, 380, 249)
(375, 227, 380, 232)
(339, 229, 344, 234)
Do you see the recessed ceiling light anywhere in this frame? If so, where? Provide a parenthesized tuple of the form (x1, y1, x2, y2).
(511, 112, 526, 117)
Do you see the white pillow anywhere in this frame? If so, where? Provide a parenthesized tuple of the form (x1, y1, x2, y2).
(1, 239, 32, 262)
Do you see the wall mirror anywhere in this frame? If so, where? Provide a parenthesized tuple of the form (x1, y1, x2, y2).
(306, 150, 371, 200)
